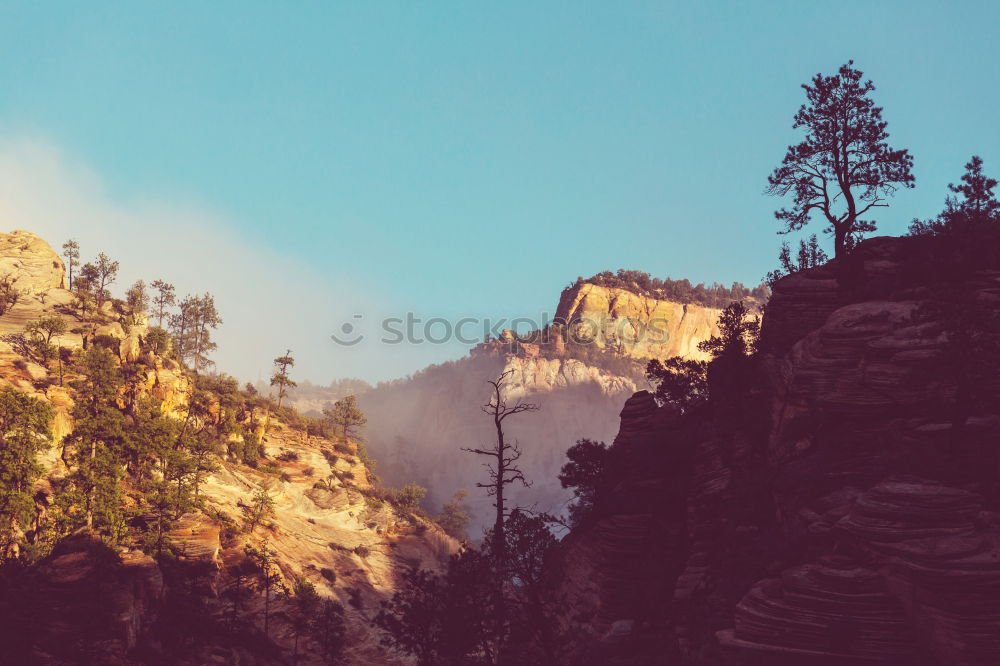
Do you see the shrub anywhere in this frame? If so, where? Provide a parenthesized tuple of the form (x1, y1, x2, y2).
(277, 450, 299, 462)
(259, 463, 282, 476)
(333, 442, 352, 455)
(91, 334, 119, 350)
(353, 545, 370, 558)
(320, 568, 336, 583)
(280, 472, 292, 483)
(322, 449, 339, 466)
(303, 467, 315, 477)
(389, 483, 427, 511)
(143, 326, 171, 355)
(305, 419, 331, 439)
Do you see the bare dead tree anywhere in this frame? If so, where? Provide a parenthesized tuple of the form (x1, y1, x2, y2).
(461, 369, 539, 659)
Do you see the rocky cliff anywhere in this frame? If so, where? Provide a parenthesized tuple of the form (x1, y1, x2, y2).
(554, 282, 721, 360)
(554, 235, 1000, 665)
(331, 284, 723, 533)
(0, 230, 457, 664)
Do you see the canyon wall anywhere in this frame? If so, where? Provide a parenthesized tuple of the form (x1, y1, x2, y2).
(0, 230, 457, 664)
(348, 283, 723, 532)
(555, 235, 1000, 665)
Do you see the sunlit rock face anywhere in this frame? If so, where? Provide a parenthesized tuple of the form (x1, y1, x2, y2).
(555, 282, 721, 360)
(0, 229, 66, 295)
(554, 235, 1000, 665)
(0, 230, 459, 664)
(350, 284, 723, 534)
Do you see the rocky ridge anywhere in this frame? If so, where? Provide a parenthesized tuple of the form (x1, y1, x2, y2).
(0, 230, 458, 664)
(345, 283, 723, 532)
(554, 235, 1000, 665)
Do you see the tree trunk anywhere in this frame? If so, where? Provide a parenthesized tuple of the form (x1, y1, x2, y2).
(834, 224, 847, 259)
(492, 413, 506, 663)
(86, 439, 96, 528)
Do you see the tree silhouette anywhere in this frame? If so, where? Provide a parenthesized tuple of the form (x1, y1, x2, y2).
(558, 439, 608, 527)
(910, 156, 999, 236)
(767, 61, 914, 258)
(645, 357, 709, 413)
(270, 350, 297, 410)
(461, 369, 539, 657)
(765, 234, 829, 284)
(697, 301, 760, 360)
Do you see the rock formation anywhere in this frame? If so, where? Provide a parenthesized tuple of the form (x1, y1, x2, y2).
(0, 229, 66, 295)
(555, 282, 722, 360)
(554, 235, 1000, 665)
(0, 230, 458, 664)
(332, 283, 724, 533)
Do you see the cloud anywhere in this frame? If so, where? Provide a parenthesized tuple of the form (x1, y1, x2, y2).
(0, 136, 388, 384)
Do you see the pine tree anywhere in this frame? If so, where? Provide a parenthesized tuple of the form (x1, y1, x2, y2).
(910, 156, 1000, 235)
(150, 280, 176, 328)
(0, 388, 53, 560)
(245, 538, 280, 638)
(313, 599, 347, 664)
(558, 439, 609, 527)
(289, 576, 321, 664)
(322, 395, 367, 442)
(242, 488, 275, 533)
(64, 346, 126, 532)
(767, 61, 915, 258)
(62, 239, 80, 290)
(80, 253, 119, 306)
(434, 489, 471, 541)
(170, 294, 222, 372)
(270, 350, 297, 410)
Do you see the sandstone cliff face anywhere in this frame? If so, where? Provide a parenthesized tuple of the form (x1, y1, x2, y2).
(0, 229, 66, 294)
(182, 423, 458, 665)
(0, 231, 457, 664)
(555, 282, 721, 360)
(338, 285, 722, 534)
(555, 236, 1000, 666)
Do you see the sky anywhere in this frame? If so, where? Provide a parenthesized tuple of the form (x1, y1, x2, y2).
(0, 1, 997, 383)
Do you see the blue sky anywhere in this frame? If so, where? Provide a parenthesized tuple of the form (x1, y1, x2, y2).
(0, 1, 997, 382)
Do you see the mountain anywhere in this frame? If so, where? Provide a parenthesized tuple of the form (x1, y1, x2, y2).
(0, 230, 456, 664)
(552, 234, 1000, 665)
(288, 277, 743, 533)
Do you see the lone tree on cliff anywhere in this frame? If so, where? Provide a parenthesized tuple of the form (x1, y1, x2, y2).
(150, 280, 176, 328)
(767, 61, 915, 258)
(323, 395, 367, 442)
(270, 350, 296, 410)
(62, 239, 80, 290)
(80, 252, 119, 306)
(461, 369, 539, 655)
